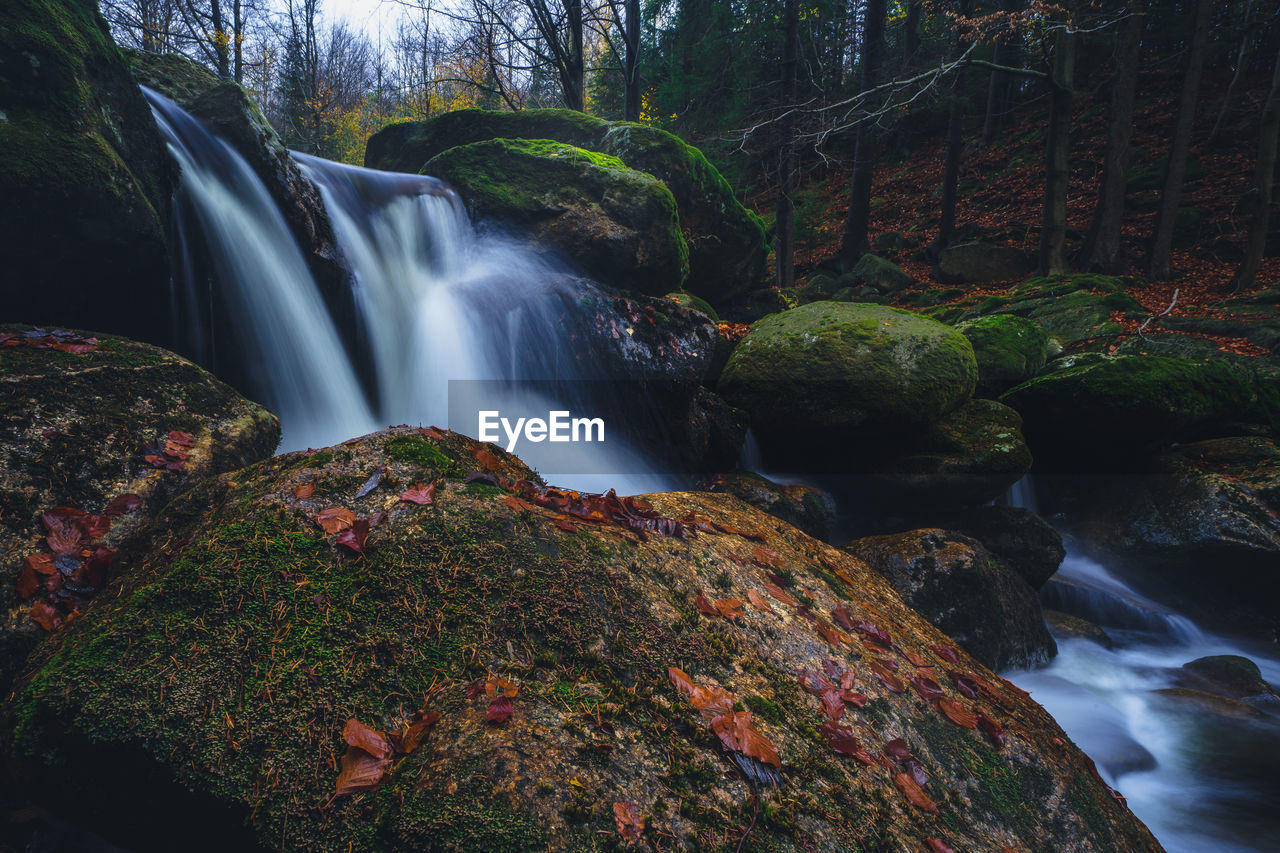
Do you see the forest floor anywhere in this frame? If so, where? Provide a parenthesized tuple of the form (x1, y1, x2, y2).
(743, 67, 1280, 358)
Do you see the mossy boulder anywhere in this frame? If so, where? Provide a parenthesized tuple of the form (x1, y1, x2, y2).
(424, 139, 688, 296)
(956, 315, 1049, 397)
(0, 325, 280, 693)
(1001, 355, 1272, 466)
(718, 302, 977, 453)
(935, 243, 1034, 284)
(127, 50, 348, 308)
(4, 427, 1159, 852)
(843, 529, 1057, 671)
(664, 291, 719, 322)
(365, 109, 767, 302)
(1179, 655, 1278, 702)
(845, 254, 916, 295)
(1044, 610, 1114, 649)
(702, 470, 836, 540)
(0, 0, 173, 343)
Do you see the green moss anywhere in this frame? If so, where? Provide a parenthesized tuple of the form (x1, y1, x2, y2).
(384, 435, 460, 474)
(742, 695, 784, 724)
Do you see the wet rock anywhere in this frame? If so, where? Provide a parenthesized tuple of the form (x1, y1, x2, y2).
(939, 505, 1065, 590)
(843, 254, 916, 295)
(1152, 688, 1269, 721)
(1044, 610, 1114, 649)
(844, 529, 1057, 671)
(424, 139, 688, 296)
(6, 428, 1157, 853)
(0, 326, 280, 692)
(700, 470, 836, 540)
(956, 315, 1050, 397)
(1180, 655, 1278, 701)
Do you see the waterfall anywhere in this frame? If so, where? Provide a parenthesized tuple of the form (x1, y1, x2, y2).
(147, 89, 673, 494)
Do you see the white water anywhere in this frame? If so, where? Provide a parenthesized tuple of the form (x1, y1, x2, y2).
(1005, 488, 1280, 852)
(149, 91, 674, 494)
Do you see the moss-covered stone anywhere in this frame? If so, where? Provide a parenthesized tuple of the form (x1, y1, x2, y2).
(424, 138, 688, 295)
(844, 253, 916, 295)
(1180, 655, 1277, 701)
(664, 291, 719, 322)
(718, 302, 977, 450)
(5, 427, 1159, 852)
(956, 315, 1050, 397)
(935, 243, 1034, 284)
(0, 325, 279, 693)
(365, 109, 767, 302)
(0, 0, 173, 342)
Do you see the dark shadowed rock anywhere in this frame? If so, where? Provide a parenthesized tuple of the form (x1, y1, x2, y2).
(701, 470, 836, 540)
(935, 243, 1034, 284)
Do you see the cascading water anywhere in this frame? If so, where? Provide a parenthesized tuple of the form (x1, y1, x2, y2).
(148, 89, 674, 494)
(1004, 481, 1280, 853)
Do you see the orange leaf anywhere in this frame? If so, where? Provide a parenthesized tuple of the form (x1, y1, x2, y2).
(333, 747, 391, 797)
(817, 622, 847, 647)
(342, 718, 392, 760)
(612, 801, 644, 845)
(484, 677, 520, 698)
(714, 598, 744, 622)
(894, 771, 938, 813)
(746, 588, 772, 612)
(763, 582, 798, 607)
(314, 507, 356, 534)
(400, 482, 437, 505)
(474, 448, 500, 471)
(694, 591, 719, 617)
(29, 601, 62, 632)
(935, 698, 978, 729)
(293, 483, 316, 500)
(391, 710, 441, 756)
(711, 711, 780, 768)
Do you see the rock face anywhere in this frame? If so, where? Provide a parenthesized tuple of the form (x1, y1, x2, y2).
(424, 139, 689, 295)
(0, 326, 280, 692)
(940, 505, 1065, 591)
(0, 0, 173, 343)
(935, 243, 1034, 284)
(5, 428, 1158, 853)
(718, 302, 977, 454)
(702, 470, 837, 540)
(845, 529, 1057, 671)
(956, 315, 1049, 397)
(364, 108, 767, 302)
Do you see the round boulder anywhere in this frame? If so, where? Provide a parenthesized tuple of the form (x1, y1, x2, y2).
(956, 315, 1049, 397)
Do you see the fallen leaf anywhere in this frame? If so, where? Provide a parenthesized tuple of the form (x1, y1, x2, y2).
(400, 482, 437, 505)
(335, 518, 372, 554)
(977, 712, 1007, 749)
(870, 659, 905, 693)
(104, 494, 143, 515)
(903, 648, 932, 669)
(391, 710, 441, 756)
(484, 677, 520, 698)
(475, 448, 501, 471)
(894, 771, 938, 813)
(763, 582, 798, 607)
(167, 430, 196, 447)
(832, 604, 856, 630)
(746, 589, 772, 612)
(884, 738, 913, 762)
(694, 591, 719, 617)
(486, 695, 514, 723)
(817, 622, 847, 647)
(820, 688, 845, 720)
(710, 711, 780, 768)
(930, 644, 961, 665)
(29, 601, 62, 632)
(797, 669, 834, 696)
(612, 801, 644, 845)
(332, 747, 391, 797)
(343, 718, 392, 760)
(935, 697, 978, 729)
(925, 838, 957, 853)
(818, 720, 864, 757)
(714, 598, 744, 622)
(909, 675, 945, 703)
(293, 483, 316, 500)
(314, 507, 356, 534)
(853, 619, 893, 648)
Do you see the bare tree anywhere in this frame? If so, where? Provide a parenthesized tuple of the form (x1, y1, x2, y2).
(101, 0, 182, 53)
(1235, 39, 1280, 291)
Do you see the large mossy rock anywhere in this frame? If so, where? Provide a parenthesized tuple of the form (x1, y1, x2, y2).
(126, 50, 349, 311)
(935, 243, 1034, 284)
(1001, 355, 1274, 467)
(718, 302, 977, 454)
(424, 139, 689, 295)
(0, 325, 280, 693)
(5, 428, 1159, 852)
(0, 0, 173, 343)
(843, 529, 1057, 671)
(956, 315, 1049, 397)
(365, 109, 767, 302)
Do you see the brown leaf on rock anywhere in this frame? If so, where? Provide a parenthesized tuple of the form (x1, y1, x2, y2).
(335, 518, 372, 554)
(840, 689, 869, 708)
(314, 507, 356, 534)
(751, 546, 782, 569)
(77, 514, 111, 540)
(401, 482, 437, 505)
(333, 747, 391, 797)
(668, 669, 735, 719)
(925, 838, 957, 853)
(293, 483, 316, 500)
(484, 677, 520, 699)
(104, 493, 143, 515)
(930, 644, 961, 666)
(711, 711, 780, 768)
(167, 430, 196, 448)
(884, 738, 913, 763)
(391, 710, 441, 756)
(29, 601, 63, 632)
(746, 589, 772, 612)
(763, 582, 798, 608)
(612, 801, 644, 845)
(486, 695, 514, 723)
(909, 675, 945, 703)
(343, 718, 392, 760)
(820, 688, 845, 721)
(977, 712, 1007, 749)
(474, 448, 500, 471)
(935, 697, 978, 729)
(903, 649, 932, 669)
(503, 493, 536, 512)
(694, 591, 719, 617)
(797, 669, 834, 696)
(817, 622, 847, 647)
(894, 772, 939, 813)
(714, 598, 744, 622)
(818, 720, 862, 755)
(870, 659, 905, 693)
(832, 604, 856, 631)
(853, 619, 893, 648)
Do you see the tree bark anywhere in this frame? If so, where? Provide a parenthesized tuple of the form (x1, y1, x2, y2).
(840, 0, 887, 262)
(905, 1, 922, 62)
(1039, 21, 1076, 276)
(982, 0, 1024, 145)
(1080, 4, 1141, 272)
(776, 0, 800, 287)
(623, 0, 641, 122)
(1147, 0, 1212, 280)
(1209, 0, 1259, 146)
(932, 0, 973, 255)
(1235, 41, 1280, 290)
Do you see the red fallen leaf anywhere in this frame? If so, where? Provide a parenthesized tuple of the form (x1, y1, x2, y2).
(52, 340, 97, 354)
(419, 426, 447, 440)
(167, 430, 196, 448)
(668, 668, 734, 718)
(818, 720, 862, 755)
(840, 669, 858, 691)
(948, 670, 987, 700)
(474, 448, 500, 471)
(763, 582, 798, 607)
(870, 659, 905, 693)
(314, 507, 356, 534)
(746, 589, 772, 612)
(797, 669, 834, 696)
(29, 601, 63, 632)
(711, 521, 765, 541)
(935, 697, 978, 729)
(333, 747, 391, 797)
(930, 644, 961, 665)
(909, 675, 945, 703)
(390, 710, 441, 756)
(820, 688, 845, 720)
(821, 658, 845, 680)
(612, 801, 644, 845)
(553, 515, 579, 532)
(163, 439, 192, 458)
(44, 521, 82, 555)
(464, 678, 488, 700)
(832, 604, 856, 631)
(104, 494, 143, 515)
(853, 619, 893, 648)
(903, 758, 930, 787)
(875, 656, 899, 672)
(710, 711, 780, 768)
(694, 591, 719, 617)
(725, 552, 747, 567)
(884, 738, 913, 762)
(894, 772, 938, 813)
(977, 712, 1007, 749)
(76, 514, 110, 540)
(925, 838, 957, 853)
(486, 695, 514, 723)
(714, 598, 744, 622)
(903, 648, 932, 669)
(817, 622, 847, 647)
(17, 553, 55, 599)
(400, 483, 437, 505)
(293, 483, 316, 500)
(840, 689, 869, 708)
(503, 493, 537, 512)
(343, 718, 392, 760)
(751, 546, 782, 569)
(335, 518, 372, 554)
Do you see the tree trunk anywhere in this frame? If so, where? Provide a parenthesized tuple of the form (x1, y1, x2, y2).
(1039, 22, 1076, 276)
(982, 0, 1023, 145)
(776, 0, 800, 287)
(623, 0, 641, 122)
(1209, 0, 1259, 146)
(905, 1, 922, 62)
(1079, 4, 1141, 272)
(563, 0, 585, 111)
(1235, 41, 1280, 290)
(933, 0, 973, 255)
(233, 0, 244, 84)
(840, 0, 887, 262)
(1147, 0, 1212, 280)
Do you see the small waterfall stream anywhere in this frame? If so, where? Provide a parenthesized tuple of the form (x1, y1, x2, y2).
(1004, 482, 1280, 853)
(148, 90, 674, 494)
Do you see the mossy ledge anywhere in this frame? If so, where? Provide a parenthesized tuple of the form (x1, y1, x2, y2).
(6, 427, 1159, 852)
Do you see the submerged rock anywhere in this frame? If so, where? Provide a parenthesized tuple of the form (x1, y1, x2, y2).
(1044, 610, 1114, 649)
(0, 326, 279, 692)
(424, 139, 688, 295)
(365, 108, 767, 302)
(6, 428, 1156, 852)
(844, 529, 1057, 671)
(1180, 655, 1278, 701)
